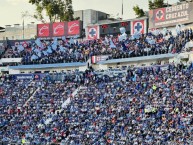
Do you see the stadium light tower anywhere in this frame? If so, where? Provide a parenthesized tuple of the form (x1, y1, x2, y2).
(121, 0, 124, 20)
(21, 11, 32, 40)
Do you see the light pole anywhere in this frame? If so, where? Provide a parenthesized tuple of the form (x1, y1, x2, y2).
(21, 12, 26, 40)
(21, 11, 30, 40)
(122, 0, 123, 20)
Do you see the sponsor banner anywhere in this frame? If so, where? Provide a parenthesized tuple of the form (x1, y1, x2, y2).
(37, 20, 82, 38)
(131, 19, 147, 35)
(52, 22, 65, 36)
(149, 2, 193, 28)
(87, 26, 100, 40)
(67, 20, 80, 36)
(91, 55, 109, 64)
(37, 23, 50, 37)
(13, 73, 46, 80)
(14, 74, 34, 80)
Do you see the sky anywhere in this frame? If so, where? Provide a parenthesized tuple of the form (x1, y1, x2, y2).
(0, 0, 179, 27)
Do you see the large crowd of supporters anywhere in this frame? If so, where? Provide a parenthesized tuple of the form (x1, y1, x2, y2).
(1, 62, 193, 144)
(3, 28, 193, 65)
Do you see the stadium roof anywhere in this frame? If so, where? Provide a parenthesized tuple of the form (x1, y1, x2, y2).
(0, 26, 5, 32)
(9, 62, 87, 70)
(97, 53, 177, 65)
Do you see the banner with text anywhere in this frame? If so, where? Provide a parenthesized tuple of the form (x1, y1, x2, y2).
(13, 74, 45, 80)
(91, 55, 110, 64)
(149, 2, 193, 28)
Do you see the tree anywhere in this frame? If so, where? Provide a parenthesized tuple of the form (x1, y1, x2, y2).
(63, 0, 74, 21)
(149, 0, 166, 10)
(29, 0, 75, 22)
(133, 5, 145, 18)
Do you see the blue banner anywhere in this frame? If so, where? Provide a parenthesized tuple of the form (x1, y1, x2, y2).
(14, 74, 34, 80)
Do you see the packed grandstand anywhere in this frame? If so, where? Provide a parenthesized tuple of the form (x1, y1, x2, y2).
(1, 2, 193, 145)
(1, 62, 193, 144)
(1, 27, 193, 66)
(0, 26, 192, 144)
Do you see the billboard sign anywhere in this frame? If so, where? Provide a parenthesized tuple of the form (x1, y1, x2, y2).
(67, 20, 81, 36)
(149, 2, 193, 28)
(37, 20, 82, 38)
(37, 23, 50, 37)
(52, 22, 65, 36)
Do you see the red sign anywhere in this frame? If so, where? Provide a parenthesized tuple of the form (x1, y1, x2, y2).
(132, 20, 146, 35)
(87, 26, 99, 40)
(91, 55, 109, 63)
(53, 22, 65, 36)
(67, 20, 80, 35)
(154, 8, 165, 21)
(37, 24, 50, 37)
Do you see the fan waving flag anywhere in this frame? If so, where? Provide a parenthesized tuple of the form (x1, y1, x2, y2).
(87, 26, 100, 40)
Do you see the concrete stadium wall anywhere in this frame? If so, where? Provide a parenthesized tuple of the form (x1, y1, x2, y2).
(9, 65, 88, 74)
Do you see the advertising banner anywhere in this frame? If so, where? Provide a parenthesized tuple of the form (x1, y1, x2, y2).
(37, 20, 82, 38)
(91, 55, 110, 64)
(67, 20, 81, 36)
(52, 22, 65, 37)
(37, 23, 50, 37)
(14, 74, 34, 80)
(13, 73, 46, 80)
(149, 2, 193, 28)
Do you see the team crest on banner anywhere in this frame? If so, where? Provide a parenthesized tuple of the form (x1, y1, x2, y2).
(131, 20, 146, 35)
(154, 8, 165, 21)
(87, 26, 99, 40)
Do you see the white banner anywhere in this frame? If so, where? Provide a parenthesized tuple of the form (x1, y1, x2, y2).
(1, 58, 22, 63)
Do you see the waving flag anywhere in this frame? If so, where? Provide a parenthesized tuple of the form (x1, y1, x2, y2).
(109, 38, 116, 48)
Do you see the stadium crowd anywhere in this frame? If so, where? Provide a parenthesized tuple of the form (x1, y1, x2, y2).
(1, 62, 193, 144)
(4, 28, 193, 65)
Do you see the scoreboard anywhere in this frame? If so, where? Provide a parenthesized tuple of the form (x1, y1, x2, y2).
(99, 21, 130, 36)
